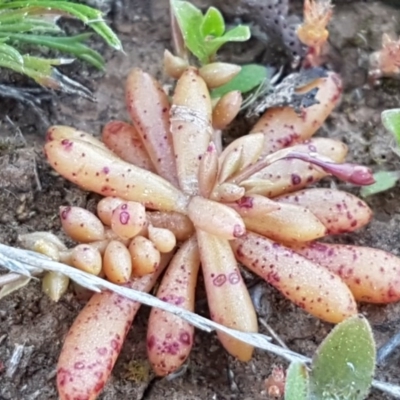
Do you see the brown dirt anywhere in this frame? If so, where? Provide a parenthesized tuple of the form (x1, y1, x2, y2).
(1, 1, 400, 399)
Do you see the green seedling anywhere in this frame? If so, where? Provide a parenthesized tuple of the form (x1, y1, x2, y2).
(170, 0, 269, 97)
(0, 0, 121, 92)
(170, 0, 249, 65)
(285, 315, 376, 400)
(361, 108, 400, 197)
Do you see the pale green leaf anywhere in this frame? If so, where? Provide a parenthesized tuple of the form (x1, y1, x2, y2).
(382, 109, 400, 146)
(211, 64, 271, 97)
(285, 362, 309, 400)
(360, 170, 400, 197)
(309, 315, 376, 400)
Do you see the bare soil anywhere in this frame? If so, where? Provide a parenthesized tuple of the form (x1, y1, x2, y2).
(2, 1, 400, 399)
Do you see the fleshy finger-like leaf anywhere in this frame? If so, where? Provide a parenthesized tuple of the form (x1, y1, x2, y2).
(170, 67, 212, 195)
(44, 134, 190, 213)
(241, 138, 348, 198)
(232, 232, 357, 324)
(125, 68, 178, 185)
(147, 237, 200, 376)
(290, 242, 400, 304)
(309, 315, 376, 400)
(276, 188, 372, 235)
(196, 229, 257, 361)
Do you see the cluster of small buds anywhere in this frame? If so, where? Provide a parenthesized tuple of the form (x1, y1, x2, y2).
(59, 201, 177, 283)
(19, 199, 178, 299)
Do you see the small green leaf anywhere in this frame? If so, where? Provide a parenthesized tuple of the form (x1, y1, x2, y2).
(285, 362, 309, 400)
(170, 0, 206, 62)
(210, 24, 250, 44)
(211, 64, 270, 97)
(360, 170, 400, 197)
(203, 25, 250, 58)
(309, 315, 376, 400)
(382, 109, 400, 146)
(200, 7, 225, 38)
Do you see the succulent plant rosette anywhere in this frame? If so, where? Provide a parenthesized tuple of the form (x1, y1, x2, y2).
(37, 62, 400, 400)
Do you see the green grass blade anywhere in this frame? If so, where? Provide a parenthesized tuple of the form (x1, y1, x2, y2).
(0, 41, 23, 63)
(0, 0, 121, 93)
(23, 55, 71, 73)
(0, 32, 105, 69)
(0, 7, 33, 23)
(0, 19, 61, 33)
(0, 52, 92, 97)
(0, 1, 122, 50)
(0, 57, 54, 86)
(87, 20, 122, 51)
